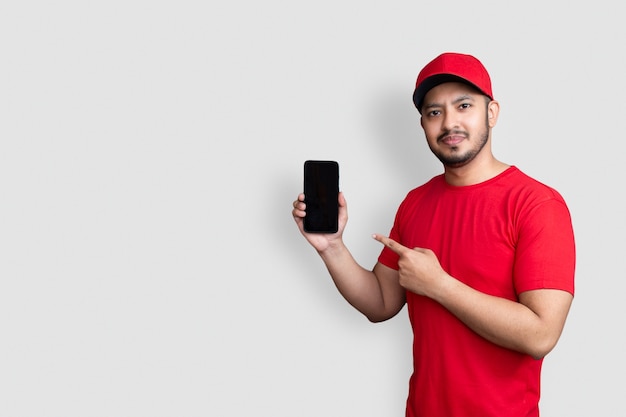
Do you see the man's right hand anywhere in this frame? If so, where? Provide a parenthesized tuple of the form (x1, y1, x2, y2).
(292, 192, 348, 253)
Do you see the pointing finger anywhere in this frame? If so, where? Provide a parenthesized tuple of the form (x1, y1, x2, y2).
(372, 234, 408, 255)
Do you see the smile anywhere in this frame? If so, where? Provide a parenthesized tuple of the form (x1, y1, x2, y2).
(440, 135, 466, 146)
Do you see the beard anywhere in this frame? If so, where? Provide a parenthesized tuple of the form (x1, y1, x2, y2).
(429, 118, 490, 168)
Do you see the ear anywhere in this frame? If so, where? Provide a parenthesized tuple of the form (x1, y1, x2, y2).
(487, 100, 500, 128)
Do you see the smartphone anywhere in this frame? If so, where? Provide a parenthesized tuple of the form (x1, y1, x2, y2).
(303, 160, 339, 233)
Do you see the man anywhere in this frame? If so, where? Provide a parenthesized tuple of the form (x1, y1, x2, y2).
(291, 52, 575, 417)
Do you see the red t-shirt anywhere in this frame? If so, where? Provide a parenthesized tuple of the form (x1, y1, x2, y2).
(378, 166, 575, 417)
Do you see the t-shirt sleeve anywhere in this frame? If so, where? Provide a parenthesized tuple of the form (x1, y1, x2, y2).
(513, 197, 576, 295)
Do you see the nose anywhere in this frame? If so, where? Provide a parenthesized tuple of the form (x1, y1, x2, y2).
(441, 108, 458, 132)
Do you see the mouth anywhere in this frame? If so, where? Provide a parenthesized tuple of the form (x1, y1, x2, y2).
(438, 134, 466, 146)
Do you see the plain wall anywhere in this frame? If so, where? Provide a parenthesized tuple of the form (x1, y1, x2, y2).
(1, 1, 624, 416)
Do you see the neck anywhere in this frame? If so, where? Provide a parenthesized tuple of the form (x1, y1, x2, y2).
(443, 155, 510, 187)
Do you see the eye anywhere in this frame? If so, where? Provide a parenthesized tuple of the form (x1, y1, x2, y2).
(427, 109, 441, 117)
(459, 102, 471, 110)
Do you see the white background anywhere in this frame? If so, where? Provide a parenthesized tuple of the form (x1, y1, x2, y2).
(1, 1, 624, 416)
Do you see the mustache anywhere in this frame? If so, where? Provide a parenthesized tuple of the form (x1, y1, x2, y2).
(437, 129, 468, 142)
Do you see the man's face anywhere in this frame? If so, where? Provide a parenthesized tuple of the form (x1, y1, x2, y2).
(420, 82, 496, 168)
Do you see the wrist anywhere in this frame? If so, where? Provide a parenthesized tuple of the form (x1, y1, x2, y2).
(430, 272, 456, 304)
(318, 238, 346, 259)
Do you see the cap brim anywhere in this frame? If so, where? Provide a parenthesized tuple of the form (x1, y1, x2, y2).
(413, 74, 485, 114)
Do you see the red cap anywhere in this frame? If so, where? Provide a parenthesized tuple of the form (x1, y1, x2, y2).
(412, 52, 493, 113)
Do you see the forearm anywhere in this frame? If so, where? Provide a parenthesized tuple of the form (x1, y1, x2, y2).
(319, 242, 403, 322)
(431, 275, 570, 359)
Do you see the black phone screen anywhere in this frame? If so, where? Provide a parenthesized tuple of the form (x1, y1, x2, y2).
(303, 160, 339, 233)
